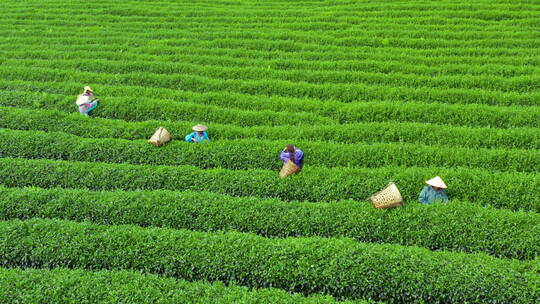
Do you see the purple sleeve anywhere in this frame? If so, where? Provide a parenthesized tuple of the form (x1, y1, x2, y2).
(295, 149, 304, 160)
(280, 150, 289, 162)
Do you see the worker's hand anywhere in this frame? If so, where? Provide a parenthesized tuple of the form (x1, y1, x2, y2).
(192, 138, 198, 143)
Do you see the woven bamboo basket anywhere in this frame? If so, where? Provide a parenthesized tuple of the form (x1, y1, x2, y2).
(148, 127, 172, 147)
(369, 182, 404, 209)
(279, 160, 300, 178)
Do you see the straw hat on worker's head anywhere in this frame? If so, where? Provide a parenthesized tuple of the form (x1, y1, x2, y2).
(426, 176, 447, 189)
(83, 86, 93, 93)
(192, 124, 208, 132)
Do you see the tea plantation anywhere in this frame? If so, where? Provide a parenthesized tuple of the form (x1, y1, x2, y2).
(0, 0, 538, 303)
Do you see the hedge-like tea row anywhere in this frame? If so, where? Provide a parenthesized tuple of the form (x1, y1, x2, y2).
(2, 59, 540, 109)
(2, 25, 539, 56)
(0, 89, 332, 127)
(3, 35, 538, 69)
(5, 56, 540, 103)
(3, 21, 539, 53)
(5, 46, 539, 79)
(2, 78, 540, 128)
(2, 15, 538, 47)
(0, 219, 537, 303)
(2, 106, 539, 150)
(7, 55, 539, 94)
(1, 186, 537, 260)
(0, 157, 537, 212)
(0, 267, 359, 304)
(4, 27, 538, 58)
(3, 77, 540, 131)
(1, 128, 538, 173)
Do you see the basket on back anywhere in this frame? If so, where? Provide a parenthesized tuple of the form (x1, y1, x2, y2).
(370, 182, 403, 209)
(148, 127, 171, 147)
(279, 160, 300, 178)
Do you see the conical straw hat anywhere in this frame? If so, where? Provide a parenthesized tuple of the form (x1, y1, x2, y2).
(83, 86, 93, 93)
(192, 124, 208, 132)
(426, 176, 447, 188)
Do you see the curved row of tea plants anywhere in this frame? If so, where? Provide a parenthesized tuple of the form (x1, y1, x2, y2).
(0, 157, 537, 212)
(2, 86, 539, 128)
(3, 23, 539, 52)
(2, 78, 539, 128)
(0, 77, 534, 131)
(0, 267, 359, 304)
(5, 47, 540, 78)
(2, 106, 539, 149)
(1, 128, 538, 173)
(0, 89, 334, 127)
(1, 64, 539, 107)
(5, 57, 540, 102)
(1, 186, 536, 260)
(4, 43, 539, 75)
(0, 218, 537, 303)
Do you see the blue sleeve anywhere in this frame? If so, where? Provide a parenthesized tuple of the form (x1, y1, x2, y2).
(295, 149, 304, 161)
(185, 132, 194, 142)
(442, 191, 449, 203)
(280, 151, 289, 162)
(203, 131, 210, 142)
(418, 187, 429, 204)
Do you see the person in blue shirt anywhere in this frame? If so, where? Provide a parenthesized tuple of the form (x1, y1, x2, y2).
(419, 176, 449, 204)
(280, 144, 304, 169)
(185, 124, 210, 143)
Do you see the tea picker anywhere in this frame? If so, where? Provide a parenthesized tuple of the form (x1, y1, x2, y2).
(185, 124, 210, 143)
(279, 144, 304, 178)
(418, 176, 448, 204)
(76, 86, 100, 116)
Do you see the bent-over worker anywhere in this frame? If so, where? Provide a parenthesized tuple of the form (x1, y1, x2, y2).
(419, 176, 449, 204)
(280, 144, 304, 169)
(185, 124, 210, 143)
(76, 86, 100, 116)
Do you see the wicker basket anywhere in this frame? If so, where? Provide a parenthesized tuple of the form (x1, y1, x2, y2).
(148, 127, 172, 147)
(369, 182, 404, 209)
(279, 160, 300, 178)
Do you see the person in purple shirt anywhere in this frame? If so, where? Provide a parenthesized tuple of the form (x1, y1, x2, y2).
(280, 144, 304, 169)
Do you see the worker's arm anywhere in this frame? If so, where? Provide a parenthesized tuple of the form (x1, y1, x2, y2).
(202, 131, 210, 142)
(279, 150, 289, 162)
(418, 186, 430, 204)
(441, 191, 449, 203)
(295, 149, 304, 161)
(185, 133, 194, 142)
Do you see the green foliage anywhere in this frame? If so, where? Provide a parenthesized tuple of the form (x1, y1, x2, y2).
(2, 106, 539, 149)
(0, 89, 331, 127)
(0, 128, 538, 173)
(0, 0, 539, 302)
(0, 157, 537, 212)
(2, 80, 540, 128)
(0, 186, 537, 260)
(0, 219, 537, 303)
(0, 267, 359, 304)
(2, 58, 540, 105)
